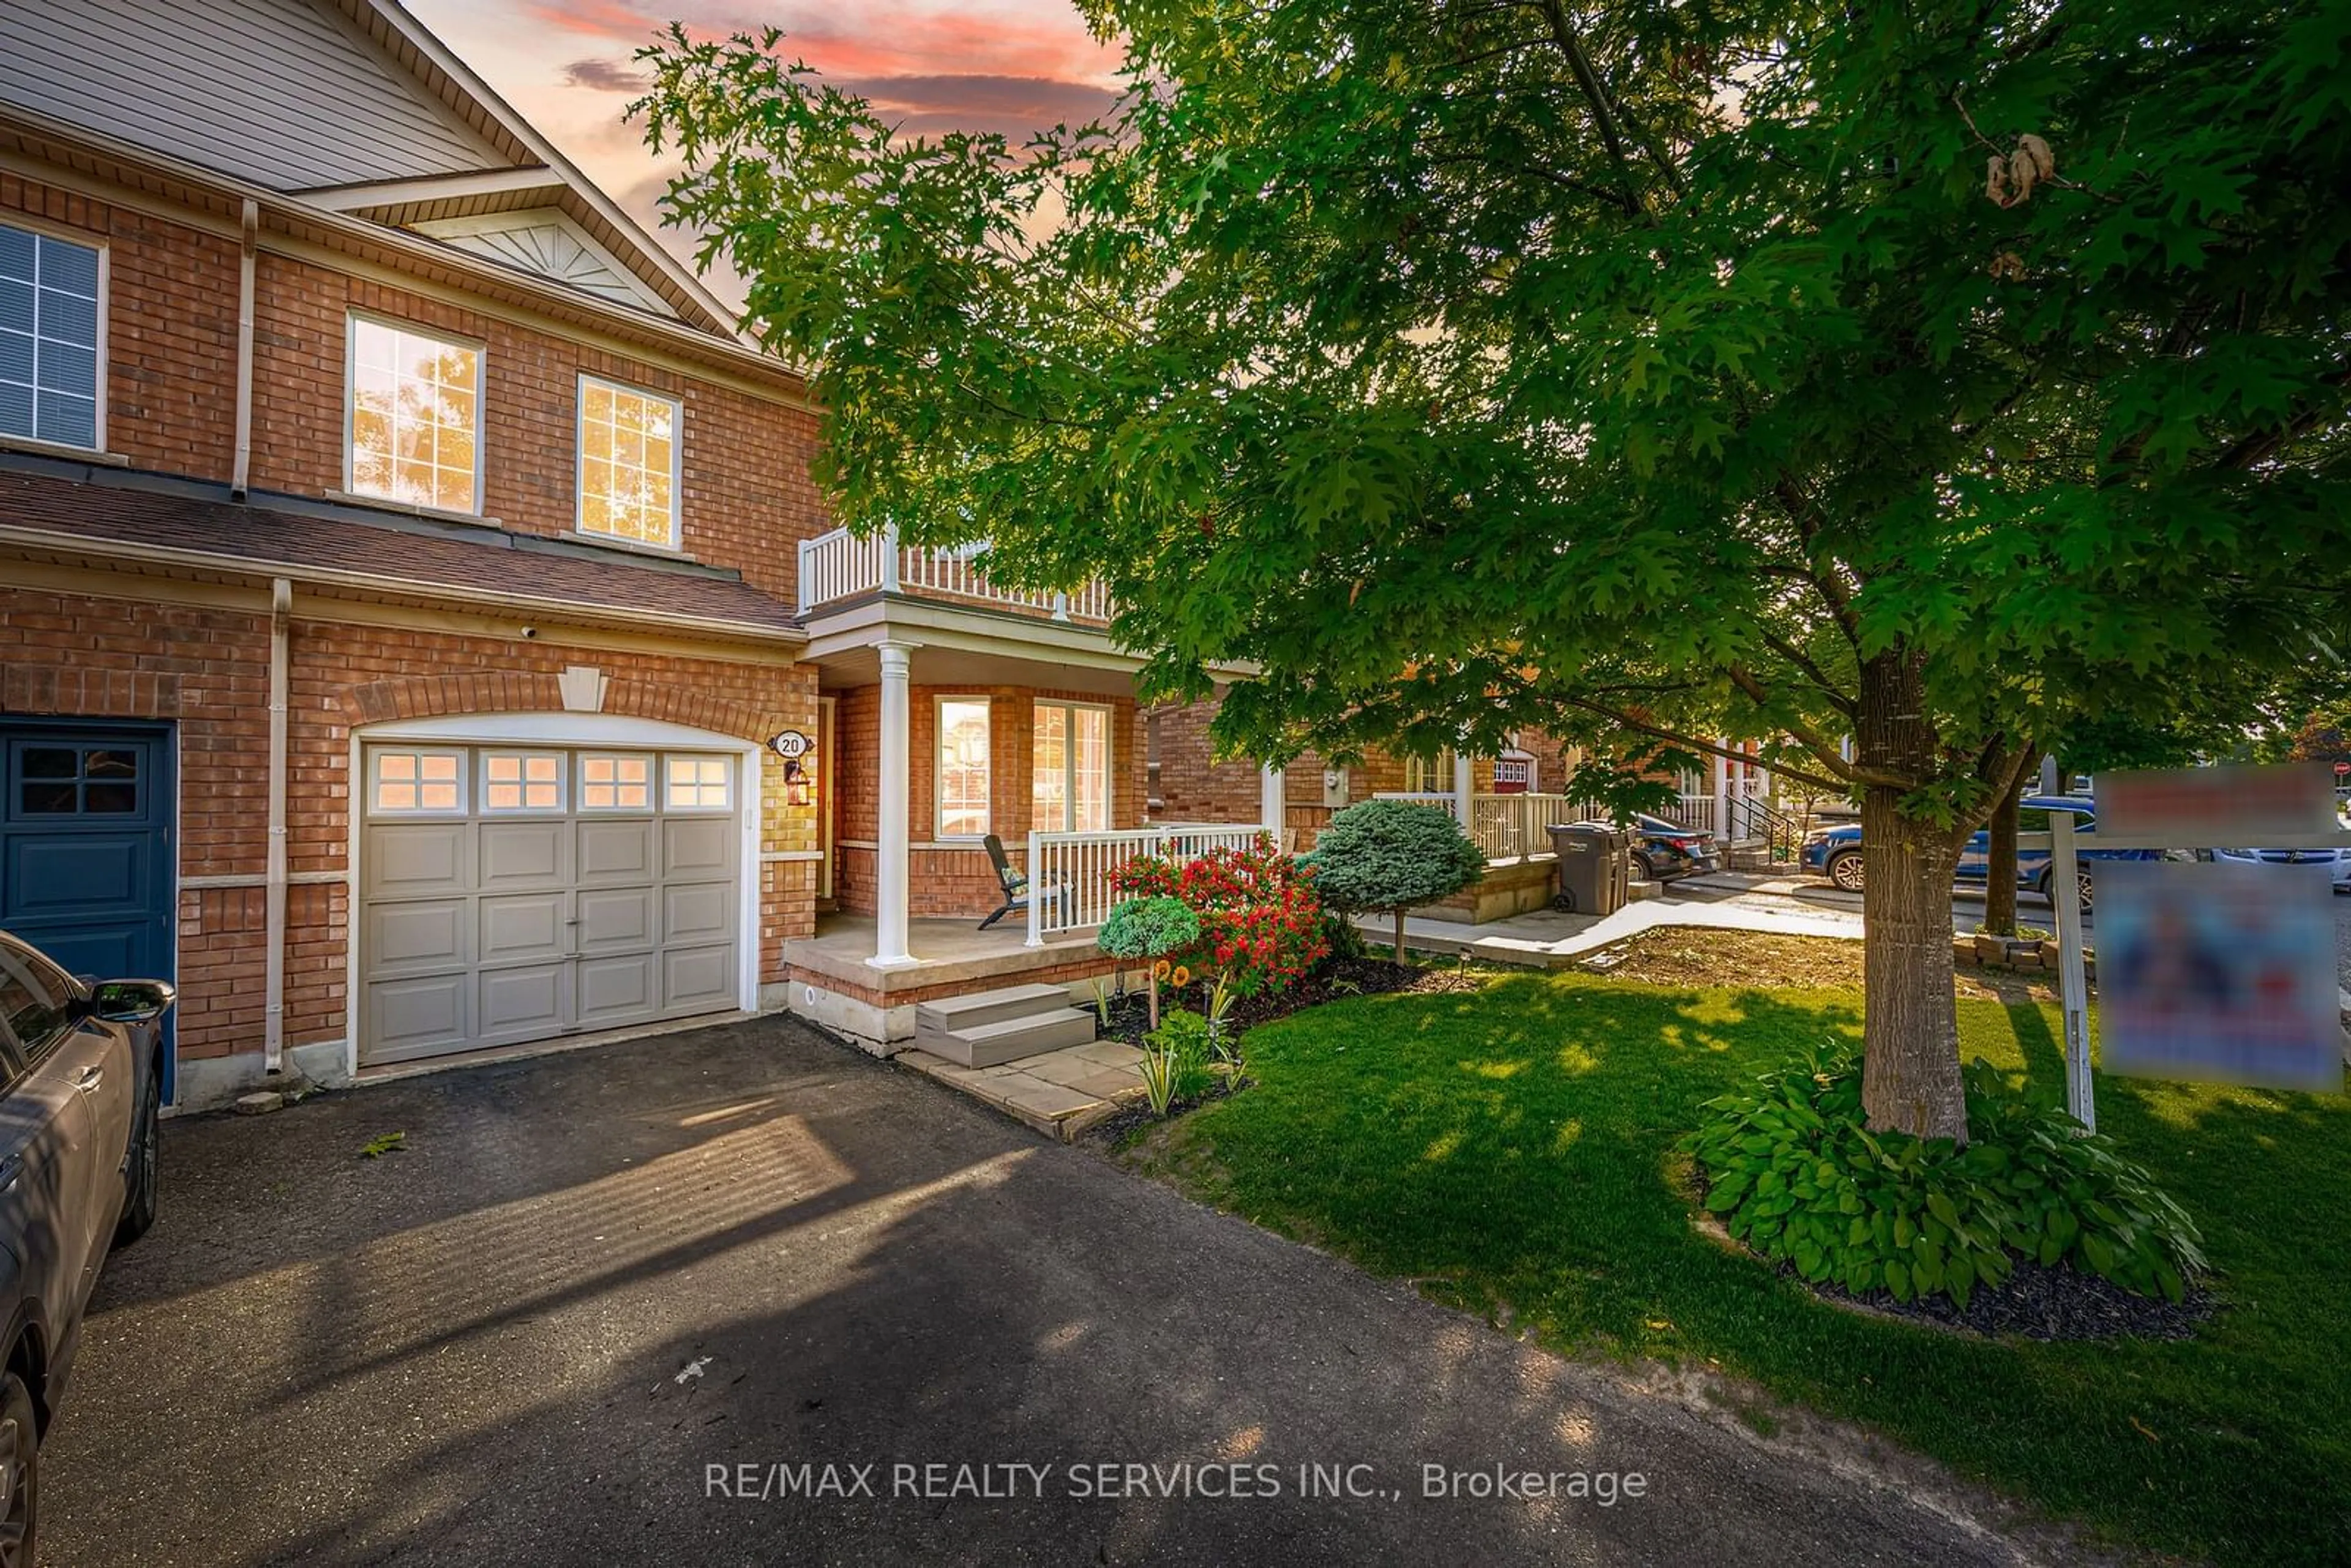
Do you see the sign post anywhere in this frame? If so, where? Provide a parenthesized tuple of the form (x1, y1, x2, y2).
(2038, 759, 2098, 1130)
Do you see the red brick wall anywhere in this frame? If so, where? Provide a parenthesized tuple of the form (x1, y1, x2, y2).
(0, 587, 271, 1059)
(831, 684, 1146, 919)
(2, 582, 823, 1063)
(1, 171, 827, 601)
(0, 176, 242, 482)
(246, 260, 826, 601)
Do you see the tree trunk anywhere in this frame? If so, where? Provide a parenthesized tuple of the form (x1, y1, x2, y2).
(1392, 907, 1408, 964)
(1855, 653, 1969, 1145)
(1983, 771, 2022, 939)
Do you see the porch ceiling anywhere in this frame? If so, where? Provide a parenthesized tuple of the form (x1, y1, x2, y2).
(806, 642, 1143, 696)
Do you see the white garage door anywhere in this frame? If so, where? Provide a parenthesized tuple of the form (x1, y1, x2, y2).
(359, 743, 741, 1066)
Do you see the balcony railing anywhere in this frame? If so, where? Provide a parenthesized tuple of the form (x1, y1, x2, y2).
(798, 525, 1112, 625)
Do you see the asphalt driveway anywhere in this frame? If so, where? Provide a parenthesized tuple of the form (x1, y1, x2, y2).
(38, 1018, 2095, 1566)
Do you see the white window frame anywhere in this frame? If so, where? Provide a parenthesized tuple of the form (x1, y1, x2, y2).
(1403, 748, 1455, 795)
(934, 695, 992, 840)
(478, 749, 568, 813)
(576, 751, 656, 812)
(343, 310, 487, 517)
(574, 372, 683, 551)
(1032, 699, 1113, 835)
(365, 747, 470, 817)
(662, 753, 733, 813)
(0, 215, 108, 456)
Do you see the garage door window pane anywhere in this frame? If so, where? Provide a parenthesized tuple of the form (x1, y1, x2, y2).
(580, 754, 652, 811)
(372, 750, 465, 813)
(665, 756, 730, 811)
(483, 751, 564, 811)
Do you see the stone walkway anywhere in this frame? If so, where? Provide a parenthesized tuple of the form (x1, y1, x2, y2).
(896, 1037, 1148, 1141)
(1359, 871, 1865, 970)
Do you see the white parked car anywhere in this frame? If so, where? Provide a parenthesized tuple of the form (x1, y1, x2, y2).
(2210, 845, 2351, 893)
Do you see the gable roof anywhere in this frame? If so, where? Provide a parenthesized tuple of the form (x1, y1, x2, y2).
(0, 0, 735, 336)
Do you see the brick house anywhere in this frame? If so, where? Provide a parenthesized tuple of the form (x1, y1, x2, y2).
(0, 0, 1205, 1101)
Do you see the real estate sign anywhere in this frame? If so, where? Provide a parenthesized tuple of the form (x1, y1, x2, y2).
(2098, 859, 2342, 1093)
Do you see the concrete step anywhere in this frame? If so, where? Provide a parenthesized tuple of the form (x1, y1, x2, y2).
(914, 983, 1075, 1036)
(928, 1008, 1099, 1069)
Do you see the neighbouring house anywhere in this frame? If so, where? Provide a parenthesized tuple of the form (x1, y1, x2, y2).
(1148, 688, 1786, 921)
(0, 0, 1243, 1103)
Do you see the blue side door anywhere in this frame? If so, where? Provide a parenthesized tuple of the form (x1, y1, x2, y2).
(0, 723, 175, 1098)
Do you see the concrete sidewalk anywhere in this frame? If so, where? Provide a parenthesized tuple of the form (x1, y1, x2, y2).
(1366, 871, 1864, 970)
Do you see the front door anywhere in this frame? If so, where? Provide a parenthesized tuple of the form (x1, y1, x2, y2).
(0, 722, 174, 1093)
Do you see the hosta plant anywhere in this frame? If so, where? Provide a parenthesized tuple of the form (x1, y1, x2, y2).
(1684, 1043, 2206, 1308)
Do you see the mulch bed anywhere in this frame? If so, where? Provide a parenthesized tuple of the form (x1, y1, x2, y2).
(1690, 1193, 2214, 1343)
(1580, 928, 2054, 1003)
(1090, 956, 1483, 1048)
(1802, 1256, 2216, 1342)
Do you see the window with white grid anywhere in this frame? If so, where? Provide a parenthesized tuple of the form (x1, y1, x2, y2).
(347, 315, 482, 514)
(0, 221, 102, 450)
(577, 376, 680, 548)
(579, 753, 654, 811)
(481, 751, 564, 811)
(664, 755, 731, 811)
(369, 750, 466, 814)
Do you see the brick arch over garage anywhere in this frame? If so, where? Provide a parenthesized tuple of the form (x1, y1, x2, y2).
(337, 670, 802, 745)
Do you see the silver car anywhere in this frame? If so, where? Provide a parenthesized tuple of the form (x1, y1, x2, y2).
(0, 931, 171, 1567)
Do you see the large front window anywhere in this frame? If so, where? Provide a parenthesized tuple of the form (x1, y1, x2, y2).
(937, 698, 991, 838)
(347, 315, 482, 514)
(1033, 701, 1109, 833)
(577, 376, 680, 547)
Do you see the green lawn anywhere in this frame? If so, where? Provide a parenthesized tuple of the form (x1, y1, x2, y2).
(1137, 971, 2351, 1565)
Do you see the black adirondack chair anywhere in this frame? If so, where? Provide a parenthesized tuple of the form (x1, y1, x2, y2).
(978, 833, 1060, 931)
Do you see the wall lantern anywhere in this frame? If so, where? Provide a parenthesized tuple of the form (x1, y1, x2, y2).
(771, 730, 816, 807)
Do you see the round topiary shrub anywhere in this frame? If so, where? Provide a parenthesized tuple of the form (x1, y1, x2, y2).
(1099, 895, 1201, 1026)
(1306, 798, 1486, 960)
(1684, 1041, 2207, 1313)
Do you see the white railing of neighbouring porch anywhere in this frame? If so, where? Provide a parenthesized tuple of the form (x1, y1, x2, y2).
(1025, 824, 1270, 945)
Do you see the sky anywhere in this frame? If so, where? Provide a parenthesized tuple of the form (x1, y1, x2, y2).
(405, 0, 1123, 306)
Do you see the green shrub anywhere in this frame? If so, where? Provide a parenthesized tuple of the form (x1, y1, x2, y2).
(1098, 895, 1201, 960)
(1683, 1043, 2207, 1308)
(1319, 907, 1369, 964)
(1144, 1010, 1216, 1109)
(1100, 896, 1202, 1027)
(1306, 799, 1485, 960)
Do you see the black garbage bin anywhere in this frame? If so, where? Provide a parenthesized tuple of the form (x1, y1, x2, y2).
(1548, 822, 1632, 915)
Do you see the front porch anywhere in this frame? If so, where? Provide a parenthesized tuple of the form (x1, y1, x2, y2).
(780, 913, 1136, 1051)
(781, 913, 1153, 1137)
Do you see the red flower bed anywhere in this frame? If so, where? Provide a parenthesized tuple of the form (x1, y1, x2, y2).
(1110, 834, 1329, 997)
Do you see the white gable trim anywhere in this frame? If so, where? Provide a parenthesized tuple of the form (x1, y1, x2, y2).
(354, 0, 739, 334)
(297, 167, 569, 211)
(412, 209, 674, 316)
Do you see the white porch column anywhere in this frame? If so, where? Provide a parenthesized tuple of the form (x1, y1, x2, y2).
(869, 640, 918, 970)
(1260, 762, 1285, 836)
(1712, 746, 1731, 841)
(1452, 750, 1474, 829)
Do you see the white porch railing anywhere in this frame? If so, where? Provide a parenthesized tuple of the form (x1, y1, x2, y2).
(797, 523, 1112, 625)
(1026, 823, 1268, 945)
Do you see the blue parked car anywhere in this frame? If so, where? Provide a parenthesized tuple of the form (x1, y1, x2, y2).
(1799, 805, 2163, 911)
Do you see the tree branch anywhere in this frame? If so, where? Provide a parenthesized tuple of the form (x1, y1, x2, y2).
(1556, 696, 1858, 795)
(1725, 664, 1907, 787)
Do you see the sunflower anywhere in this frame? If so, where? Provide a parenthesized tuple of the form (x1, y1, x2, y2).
(1153, 959, 1171, 980)
(1171, 966, 1191, 988)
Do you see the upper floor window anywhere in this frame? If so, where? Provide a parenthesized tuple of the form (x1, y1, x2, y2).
(347, 315, 481, 515)
(577, 376, 680, 549)
(0, 221, 102, 451)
